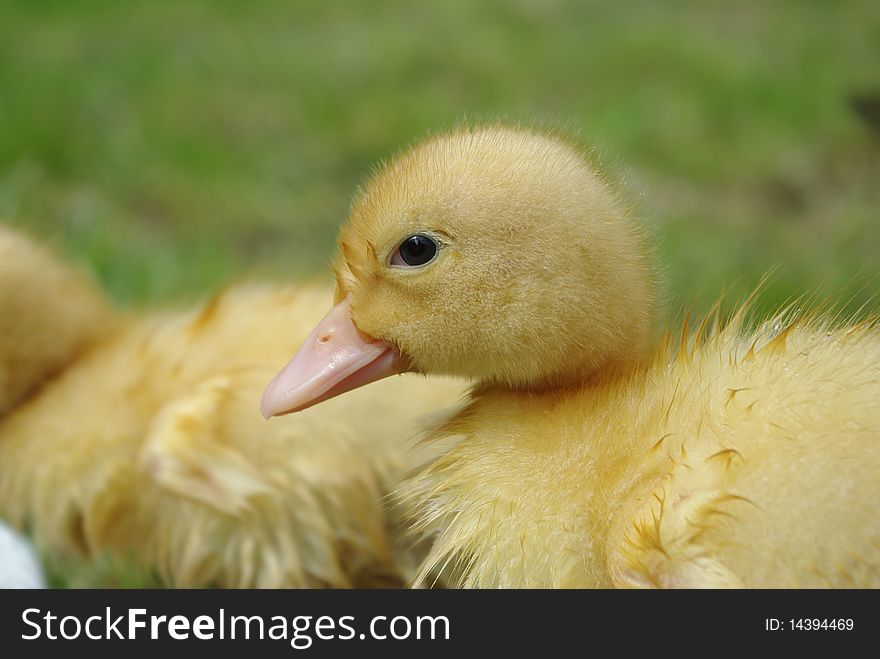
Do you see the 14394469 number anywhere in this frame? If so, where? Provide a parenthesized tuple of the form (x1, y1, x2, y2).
(790, 619, 854, 631)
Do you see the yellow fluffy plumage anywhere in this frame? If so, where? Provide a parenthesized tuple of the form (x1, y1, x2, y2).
(0, 225, 463, 587)
(0, 227, 112, 417)
(409, 310, 880, 587)
(266, 124, 880, 587)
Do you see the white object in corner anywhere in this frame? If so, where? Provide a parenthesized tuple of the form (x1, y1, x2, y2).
(0, 520, 46, 588)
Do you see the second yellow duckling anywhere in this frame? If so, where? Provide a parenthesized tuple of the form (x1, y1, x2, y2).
(0, 225, 463, 587)
(262, 125, 880, 588)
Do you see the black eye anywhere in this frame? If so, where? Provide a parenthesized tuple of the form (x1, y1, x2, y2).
(390, 234, 438, 267)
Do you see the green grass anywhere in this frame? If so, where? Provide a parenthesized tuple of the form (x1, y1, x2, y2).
(44, 554, 163, 589)
(1, 0, 878, 585)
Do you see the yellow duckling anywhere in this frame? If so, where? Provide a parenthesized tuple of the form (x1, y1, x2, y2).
(262, 124, 880, 588)
(0, 224, 462, 587)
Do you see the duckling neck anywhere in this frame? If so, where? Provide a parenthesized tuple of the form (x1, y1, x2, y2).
(486, 333, 656, 397)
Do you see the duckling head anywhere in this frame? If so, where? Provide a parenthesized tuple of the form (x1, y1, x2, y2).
(262, 125, 654, 417)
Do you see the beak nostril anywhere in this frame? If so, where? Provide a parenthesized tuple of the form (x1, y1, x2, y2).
(318, 333, 332, 344)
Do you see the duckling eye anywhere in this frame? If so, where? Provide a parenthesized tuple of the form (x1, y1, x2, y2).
(390, 234, 438, 268)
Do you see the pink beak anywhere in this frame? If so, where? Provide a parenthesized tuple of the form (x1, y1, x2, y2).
(260, 296, 405, 418)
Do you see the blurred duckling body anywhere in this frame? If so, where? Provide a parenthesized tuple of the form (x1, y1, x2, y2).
(0, 225, 463, 587)
(263, 125, 880, 588)
(0, 226, 111, 418)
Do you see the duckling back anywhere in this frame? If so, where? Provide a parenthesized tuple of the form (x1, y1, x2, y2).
(410, 311, 880, 587)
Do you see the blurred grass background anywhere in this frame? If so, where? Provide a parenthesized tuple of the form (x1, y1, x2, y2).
(1, 0, 878, 316)
(0, 0, 878, 587)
